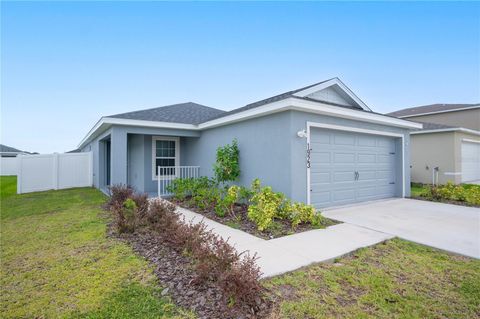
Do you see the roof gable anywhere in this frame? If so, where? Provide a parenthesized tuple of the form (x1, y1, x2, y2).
(292, 78, 371, 111)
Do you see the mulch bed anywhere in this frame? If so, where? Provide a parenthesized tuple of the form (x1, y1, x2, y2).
(410, 196, 480, 208)
(108, 225, 274, 319)
(171, 198, 340, 240)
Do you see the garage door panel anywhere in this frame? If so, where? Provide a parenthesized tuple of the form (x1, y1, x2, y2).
(334, 134, 356, 146)
(311, 132, 332, 144)
(311, 172, 331, 183)
(310, 152, 330, 164)
(310, 127, 398, 208)
(357, 135, 376, 147)
(358, 153, 376, 163)
(333, 189, 356, 201)
(333, 171, 356, 183)
(334, 152, 355, 163)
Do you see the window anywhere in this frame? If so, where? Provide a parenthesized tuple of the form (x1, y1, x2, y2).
(152, 137, 179, 179)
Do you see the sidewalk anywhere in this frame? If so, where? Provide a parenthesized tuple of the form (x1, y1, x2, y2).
(177, 206, 393, 278)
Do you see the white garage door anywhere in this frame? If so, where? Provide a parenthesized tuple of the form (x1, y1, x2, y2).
(310, 128, 398, 208)
(461, 141, 480, 183)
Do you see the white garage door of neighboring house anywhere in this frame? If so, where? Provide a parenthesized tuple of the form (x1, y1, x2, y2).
(461, 140, 480, 183)
(310, 128, 398, 208)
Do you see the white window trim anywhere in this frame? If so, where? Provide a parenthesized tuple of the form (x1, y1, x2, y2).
(305, 122, 406, 206)
(152, 136, 180, 181)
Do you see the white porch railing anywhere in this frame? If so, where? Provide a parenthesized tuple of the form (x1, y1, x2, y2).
(157, 166, 200, 197)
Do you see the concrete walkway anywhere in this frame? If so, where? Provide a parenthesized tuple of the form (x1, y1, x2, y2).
(323, 198, 480, 259)
(177, 206, 393, 278)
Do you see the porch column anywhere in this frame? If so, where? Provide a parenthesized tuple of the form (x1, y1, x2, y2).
(110, 127, 128, 185)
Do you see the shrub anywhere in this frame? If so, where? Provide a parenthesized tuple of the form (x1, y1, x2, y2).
(166, 178, 194, 200)
(104, 189, 265, 309)
(105, 184, 134, 212)
(192, 186, 221, 211)
(143, 198, 263, 308)
(289, 202, 317, 229)
(238, 185, 254, 204)
(248, 184, 285, 231)
(465, 187, 480, 206)
(216, 185, 240, 217)
(421, 182, 480, 206)
(213, 139, 240, 184)
(143, 198, 179, 230)
(218, 253, 262, 307)
(106, 185, 149, 233)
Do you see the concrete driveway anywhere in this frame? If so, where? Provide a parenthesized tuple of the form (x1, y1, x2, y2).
(323, 198, 480, 259)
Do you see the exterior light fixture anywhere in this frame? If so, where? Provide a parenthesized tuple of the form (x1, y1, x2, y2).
(297, 129, 307, 138)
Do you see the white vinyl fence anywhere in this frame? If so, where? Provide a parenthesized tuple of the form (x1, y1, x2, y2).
(0, 157, 19, 176)
(17, 152, 93, 194)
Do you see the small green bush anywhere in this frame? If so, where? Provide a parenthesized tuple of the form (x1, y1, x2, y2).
(213, 139, 240, 184)
(247, 179, 323, 230)
(247, 180, 286, 231)
(421, 182, 480, 206)
(216, 185, 240, 217)
(166, 178, 194, 200)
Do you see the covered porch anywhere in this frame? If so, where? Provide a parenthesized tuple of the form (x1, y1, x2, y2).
(97, 125, 203, 196)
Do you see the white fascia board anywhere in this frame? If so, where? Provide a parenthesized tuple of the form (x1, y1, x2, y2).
(199, 97, 421, 129)
(77, 117, 199, 148)
(292, 78, 372, 111)
(79, 97, 422, 148)
(411, 128, 480, 136)
(463, 138, 480, 144)
(398, 105, 480, 118)
(288, 98, 422, 129)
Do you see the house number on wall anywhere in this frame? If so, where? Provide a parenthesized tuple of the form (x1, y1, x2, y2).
(306, 143, 311, 168)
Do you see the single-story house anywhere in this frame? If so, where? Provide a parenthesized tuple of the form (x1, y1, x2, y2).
(388, 104, 480, 185)
(78, 78, 421, 208)
(0, 144, 31, 157)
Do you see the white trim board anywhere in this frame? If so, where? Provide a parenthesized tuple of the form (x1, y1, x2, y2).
(411, 127, 480, 136)
(305, 122, 406, 206)
(79, 97, 422, 149)
(463, 138, 480, 144)
(397, 105, 480, 118)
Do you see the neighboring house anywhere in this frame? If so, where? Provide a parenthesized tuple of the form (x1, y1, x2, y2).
(78, 78, 421, 209)
(388, 104, 480, 185)
(0, 144, 30, 157)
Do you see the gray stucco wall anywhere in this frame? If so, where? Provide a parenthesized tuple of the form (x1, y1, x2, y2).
(182, 111, 292, 195)
(83, 110, 412, 203)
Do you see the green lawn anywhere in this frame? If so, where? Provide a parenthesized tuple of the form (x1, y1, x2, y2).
(266, 239, 480, 319)
(410, 183, 427, 197)
(2, 177, 479, 319)
(0, 176, 191, 319)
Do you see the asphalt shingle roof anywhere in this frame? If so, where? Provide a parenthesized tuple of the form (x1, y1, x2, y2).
(0, 144, 24, 153)
(387, 103, 479, 118)
(108, 78, 366, 125)
(109, 102, 226, 125)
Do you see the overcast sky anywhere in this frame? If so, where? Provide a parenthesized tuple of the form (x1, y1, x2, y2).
(2, 1, 479, 153)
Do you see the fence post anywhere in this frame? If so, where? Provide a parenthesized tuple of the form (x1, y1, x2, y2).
(16, 155, 22, 194)
(53, 153, 59, 190)
(88, 151, 93, 186)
